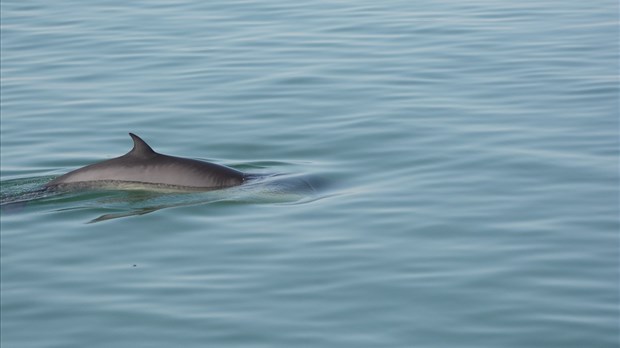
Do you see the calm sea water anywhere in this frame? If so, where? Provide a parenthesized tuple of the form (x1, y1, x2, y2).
(1, 1, 618, 347)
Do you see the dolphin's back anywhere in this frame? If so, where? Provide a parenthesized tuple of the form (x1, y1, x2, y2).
(46, 134, 245, 190)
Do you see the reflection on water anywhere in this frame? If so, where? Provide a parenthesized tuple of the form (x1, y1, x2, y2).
(1, 172, 333, 223)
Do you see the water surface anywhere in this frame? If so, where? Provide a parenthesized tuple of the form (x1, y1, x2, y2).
(1, 1, 618, 347)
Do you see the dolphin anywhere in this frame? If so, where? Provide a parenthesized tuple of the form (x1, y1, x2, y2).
(45, 133, 246, 191)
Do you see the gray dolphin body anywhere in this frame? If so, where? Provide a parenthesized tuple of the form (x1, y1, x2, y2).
(46, 133, 245, 191)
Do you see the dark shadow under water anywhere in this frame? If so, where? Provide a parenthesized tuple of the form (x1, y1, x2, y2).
(1, 173, 333, 223)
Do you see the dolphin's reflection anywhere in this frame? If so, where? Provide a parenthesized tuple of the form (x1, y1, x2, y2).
(1, 172, 332, 223)
(85, 173, 329, 223)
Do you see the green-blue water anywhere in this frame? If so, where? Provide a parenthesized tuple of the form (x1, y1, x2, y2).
(1, 1, 618, 347)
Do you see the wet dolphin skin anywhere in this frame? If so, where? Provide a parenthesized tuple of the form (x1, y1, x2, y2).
(46, 133, 245, 191)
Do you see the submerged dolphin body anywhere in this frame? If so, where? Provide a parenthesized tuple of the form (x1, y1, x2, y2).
(46, 133, 246, 191)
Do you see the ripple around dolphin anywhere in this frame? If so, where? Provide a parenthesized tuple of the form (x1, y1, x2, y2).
(0, 169, 336, 223)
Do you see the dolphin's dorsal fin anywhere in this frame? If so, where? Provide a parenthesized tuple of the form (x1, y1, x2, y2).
(128, 133, 157, 158)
